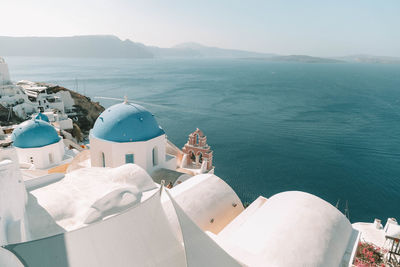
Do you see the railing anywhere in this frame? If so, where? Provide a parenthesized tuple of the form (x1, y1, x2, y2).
(385, 235, 400, 265)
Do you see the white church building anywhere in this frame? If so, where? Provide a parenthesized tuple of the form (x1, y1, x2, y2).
(11, 115, 65, 169)
(89, 100, 176, 174)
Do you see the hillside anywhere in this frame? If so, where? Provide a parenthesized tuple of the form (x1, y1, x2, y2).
(0, 35, 274, 59)
(0, 35, 153, 58)
(166, 42, 275, 58)
(335, 55, 400, 64)
(0, 104, 22, 125)
(1, 35, 398, 62)
(45, 84, 105, 135)
(244, 55, 345, 63)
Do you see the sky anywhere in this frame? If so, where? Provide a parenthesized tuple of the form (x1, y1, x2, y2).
(1, 0, 399, 57)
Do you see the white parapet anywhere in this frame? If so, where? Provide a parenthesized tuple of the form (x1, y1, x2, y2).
(0, 147, 30, 246)
(0, 58, 11, 85)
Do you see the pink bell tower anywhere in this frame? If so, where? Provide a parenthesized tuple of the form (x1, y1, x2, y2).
(182, 128, 213, 171)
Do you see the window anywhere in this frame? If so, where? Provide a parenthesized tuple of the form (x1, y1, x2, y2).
(125, 154, 134, 164)
(49, 153, 54, 164)
(101, 152, 105, 167)
(152, 147, 158, 166)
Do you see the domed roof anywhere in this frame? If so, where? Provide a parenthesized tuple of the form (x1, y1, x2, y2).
(35, 112, 50, 122)
(12, 119, 61, 148)
(91, 102, 165, 142)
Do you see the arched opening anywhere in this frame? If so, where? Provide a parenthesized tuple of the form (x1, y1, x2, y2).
(152, 147, 158, 166)
(48, 153, 54, 164)
(198, 152, 203, 164)
(195, 134, 199, 145)
(101, 152, 105, 167)
(190, 151, 195, 163)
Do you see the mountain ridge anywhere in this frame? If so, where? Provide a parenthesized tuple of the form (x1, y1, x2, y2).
(1, 35, 399, 63)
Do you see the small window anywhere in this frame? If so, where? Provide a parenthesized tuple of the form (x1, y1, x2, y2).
(49, 153, 54, 164)
(101, 152, 106, 167)
(152, 147, 158, 166)
(125, 154, 134, 164)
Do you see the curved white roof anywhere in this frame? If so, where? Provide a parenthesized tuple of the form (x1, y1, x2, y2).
(167, 173, 244, 234)
(216, 191, 354, 267)
(5, 189, 186, 267)
(26, 164, 157, 240)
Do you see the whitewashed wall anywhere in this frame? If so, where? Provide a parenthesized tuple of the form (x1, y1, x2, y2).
(15, 139, 65, 169)
(90, 134, 176, 174)
(0, 61, 11, 85)
(55, 91, 75, 110)
(0, 147, 30, 246)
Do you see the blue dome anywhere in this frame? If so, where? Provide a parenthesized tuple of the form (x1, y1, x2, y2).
(91, 102, 165, 142)
(12, 120, 61, 148)
(35, 112, 50, 122)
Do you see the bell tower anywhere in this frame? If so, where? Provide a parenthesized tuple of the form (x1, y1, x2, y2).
(182, 128, 213, 172)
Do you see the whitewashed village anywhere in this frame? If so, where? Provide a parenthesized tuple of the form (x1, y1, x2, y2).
(0, 56, 399, 266)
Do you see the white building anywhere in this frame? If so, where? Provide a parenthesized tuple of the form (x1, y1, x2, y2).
(90, 101, 176, 174)
(31, 111, 73, 131)
(0, 58, 74, 121)
(0, 57, 11, 86)
(11, 118, 65, 169)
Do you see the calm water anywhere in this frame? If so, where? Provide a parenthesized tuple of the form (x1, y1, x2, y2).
(5, 57, 400, 222)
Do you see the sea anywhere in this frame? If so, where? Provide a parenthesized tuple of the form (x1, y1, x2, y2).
(5, 57, 400, 223)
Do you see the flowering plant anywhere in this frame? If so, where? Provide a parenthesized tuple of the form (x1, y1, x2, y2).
(353, 242, 386, 267)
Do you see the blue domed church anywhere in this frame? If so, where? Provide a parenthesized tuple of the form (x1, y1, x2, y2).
(89, 101, 176, 173)
(11, 118, 65, 169)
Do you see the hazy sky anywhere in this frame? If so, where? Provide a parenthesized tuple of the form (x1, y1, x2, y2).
(1, 0, 399, 57)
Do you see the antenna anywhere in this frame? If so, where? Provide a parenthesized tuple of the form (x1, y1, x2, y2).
(335, 199, 340, 209)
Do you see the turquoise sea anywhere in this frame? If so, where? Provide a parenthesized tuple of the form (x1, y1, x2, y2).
(5, 57, 400, 223)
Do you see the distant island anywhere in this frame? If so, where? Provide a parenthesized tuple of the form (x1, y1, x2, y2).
(0, 35, 399, 64)
(333, 55, 400, 64)
(244, 55, 345, 64)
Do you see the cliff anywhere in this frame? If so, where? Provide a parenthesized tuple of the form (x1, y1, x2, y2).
(0, 104, 23, 125)
(45, 84, 104, 136)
